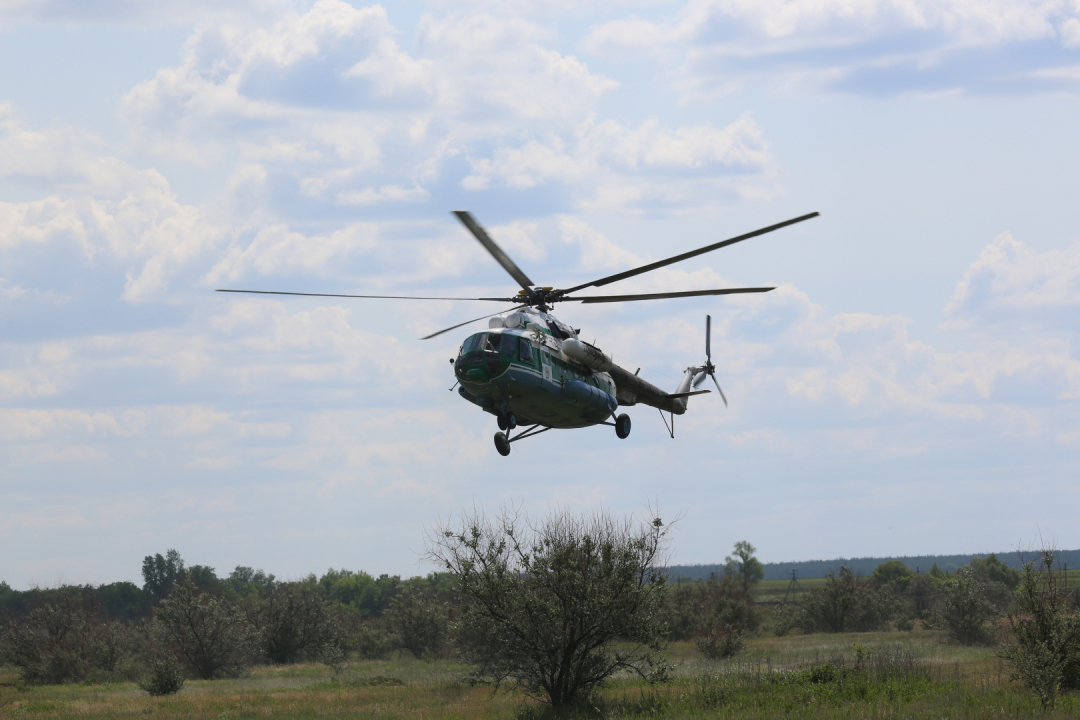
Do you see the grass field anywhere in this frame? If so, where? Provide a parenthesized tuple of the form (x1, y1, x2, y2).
(2, 630, 1078, 719)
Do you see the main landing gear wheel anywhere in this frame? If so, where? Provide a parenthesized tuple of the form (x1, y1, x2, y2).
(494, 432, 511, 456)
(615, 413, 631, 439)
(496, 411, 518, 431)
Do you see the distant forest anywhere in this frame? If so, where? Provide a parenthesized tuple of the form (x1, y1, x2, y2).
(669, 548, 1080, 581)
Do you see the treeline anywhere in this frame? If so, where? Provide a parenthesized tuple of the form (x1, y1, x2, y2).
(0, 550, 454, 622)
(670, 548, 1080, 581)
(0, 549, 457, 692)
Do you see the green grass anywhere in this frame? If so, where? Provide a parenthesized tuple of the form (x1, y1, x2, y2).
(1, 632, 1077, 719)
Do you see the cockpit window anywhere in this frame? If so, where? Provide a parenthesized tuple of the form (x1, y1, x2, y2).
(460, 333, 486, 355)
(500, 333, 518, 356)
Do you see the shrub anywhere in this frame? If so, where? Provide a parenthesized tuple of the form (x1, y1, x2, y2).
(999, 549, 1080, 709)
(0, 586, 115, 685)
(695, 625, 744, 660)
(909, 574, 940, 620)
(800, 567, 897, 633)
(384, 584, 450, 660)
(248, 582, 341, 664)
(351, 620, 395, 660)
(137, 657, 185, 696)
(872, 560, 915, 591)
(969, 554, 1021, 589)
(934, 567, 997, 645)
(428, 507, 671, 709)
(154, 579, 257, 679)
(767, 604, 799, 637)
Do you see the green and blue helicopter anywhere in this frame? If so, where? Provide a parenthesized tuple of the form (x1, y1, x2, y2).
(219, 210, 818, 455)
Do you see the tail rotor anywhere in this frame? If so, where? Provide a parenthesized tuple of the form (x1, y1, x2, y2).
(692, 314, 727, 407)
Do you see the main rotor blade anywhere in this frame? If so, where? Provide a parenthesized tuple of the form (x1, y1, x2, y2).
(453, 211, 535, 291)
(705, 314, 712, 361)
(420, 305, 528, 340)
(711, 373, 728, 408)
(216, 289, 516, 302)
(568, 287, 774, 304)
(558, 212, 819, 295)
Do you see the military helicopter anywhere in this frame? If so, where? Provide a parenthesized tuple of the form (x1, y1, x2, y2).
(218, 210, 818, 455)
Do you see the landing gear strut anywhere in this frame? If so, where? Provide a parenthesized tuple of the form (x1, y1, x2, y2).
(615, 413, 632, 439)
(493, 423, 551, 456)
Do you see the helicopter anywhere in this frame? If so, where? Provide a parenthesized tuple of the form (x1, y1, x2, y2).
(218, 210, 818, 455)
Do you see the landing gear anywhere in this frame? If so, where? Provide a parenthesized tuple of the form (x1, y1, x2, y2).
(497, 411, 517, 430)
(494, 432, 511, 456)
(615, 413, 631, 439)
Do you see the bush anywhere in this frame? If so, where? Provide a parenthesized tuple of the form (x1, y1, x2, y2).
(137, 657, 185, 696)
(666, 571, 758, 653)
(695, 625, 744, 660)
(934, 567, 997, 645)
(767, 604, 799, 637)
(800, 567, 897, 633)
(154, 579, 257, 679)
(872, 560, 914, 591)
(969, 554, 1021, 589)
(384, 585, 449, 660)
(1000, 549, 1080, 709)
(909, 574, 940, 620)
(248, 582, 341, 664)
(937, 569, 993, 647)
(350, 620, 395, 660)
(428, 507, 671, 708)
(0, 586, 117, 685)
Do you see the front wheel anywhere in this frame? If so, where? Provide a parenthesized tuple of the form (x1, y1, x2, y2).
(494, 432, 511, 456)
(615, 413, 631, 439)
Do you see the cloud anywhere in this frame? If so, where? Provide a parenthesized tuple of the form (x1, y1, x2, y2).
(944, 230, 1080, 328)
(460, 113, 776, 209)
(0, 106, 227, 302)
(0, 0, 298, 25)
(583, 0, 1080, 97)
(114, 2, 770, 215)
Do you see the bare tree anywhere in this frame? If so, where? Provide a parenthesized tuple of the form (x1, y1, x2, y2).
(427, 507, 672, 709)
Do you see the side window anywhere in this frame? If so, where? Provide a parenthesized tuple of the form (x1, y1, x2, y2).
(519, 338, 533, 363)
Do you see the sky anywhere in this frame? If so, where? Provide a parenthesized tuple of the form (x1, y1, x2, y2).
(1, 0, 1079, 589)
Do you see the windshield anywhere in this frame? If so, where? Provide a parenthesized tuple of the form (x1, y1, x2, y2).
(460, 332, 498, 355)
(460, 333, 486, 355)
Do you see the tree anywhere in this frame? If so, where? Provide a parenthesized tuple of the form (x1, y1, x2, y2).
(969, 554, 1020, 589)
(384, 583, 450, 659)
(909, 574, 939, 620)
(427, 507, 672, 709)
(872, 560, 914, 591)
(248, 582, 340, 664)
(0, 586, 124, 685)
(227, 567, 276, 599)
(934, 566, 996, 645)
(142, 550, 185, 601)
(800, 566, 897, 633)
(1000, 549, 1080, 709)
(154, 579, 256, 679)
(724, 541, 764, 591)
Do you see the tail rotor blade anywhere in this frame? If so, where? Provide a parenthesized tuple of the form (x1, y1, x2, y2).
(711, 372, 728, 408)
(705, 314, 711, 361)
(693, 371, 707, 389)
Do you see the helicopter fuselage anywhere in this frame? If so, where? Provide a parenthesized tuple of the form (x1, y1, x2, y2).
(454, 317, 618, 429)
(453, 307, 697, 431)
